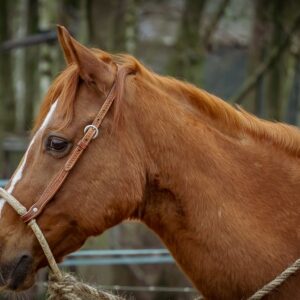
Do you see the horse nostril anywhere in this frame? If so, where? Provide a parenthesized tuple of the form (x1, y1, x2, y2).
(19, 254, 31, 262)
(8, 252, 33, 290)
(14, 253, 32, 270)
(16, 253, 33, 272)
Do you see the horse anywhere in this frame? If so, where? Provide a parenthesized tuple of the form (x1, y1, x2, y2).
(0, 25, 300, 300)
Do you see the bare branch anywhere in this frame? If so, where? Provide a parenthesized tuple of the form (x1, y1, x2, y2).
(202, 0, 231, 48)
(231, 12, 300, 104)
(0, 31, 57, 52)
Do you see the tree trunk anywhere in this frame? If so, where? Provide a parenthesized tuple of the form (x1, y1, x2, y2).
(0, 0, 15, 132)
(168, 0, 207, 86)
(285, 53, 300, 125)
(243, 0, 270, 116)
(237, 0, 300, 121)
(266, 0, 286, 121)
(87, 0, 115, 50)
(87, 0, 139, 53)
(123, 0, 139, 54)
(0, 0, 15, 177)
(23, 0, 39, 131)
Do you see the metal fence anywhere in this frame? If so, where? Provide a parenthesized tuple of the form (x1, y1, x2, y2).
(0, 179, 7, 187)
(61, 249, 196, 295)
(63, 249, 174, 266)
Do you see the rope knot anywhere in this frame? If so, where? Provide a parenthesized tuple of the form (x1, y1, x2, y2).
(47, 272, 123, 300)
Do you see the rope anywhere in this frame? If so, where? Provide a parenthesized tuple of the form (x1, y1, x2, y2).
(0, 187, 299, 299)
(0, 188, 123, 300)
(48, 273, 122, 300)
(0, 188, 62, 278)
(28, 219, 62, 278)
(247, 258, 300, 300)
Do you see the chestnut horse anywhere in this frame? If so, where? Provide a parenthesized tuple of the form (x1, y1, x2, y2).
(0, 26, 300, 299)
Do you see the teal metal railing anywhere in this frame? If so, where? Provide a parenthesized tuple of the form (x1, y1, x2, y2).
(62, 249, 173, 266)
(0, 179, 8, 187)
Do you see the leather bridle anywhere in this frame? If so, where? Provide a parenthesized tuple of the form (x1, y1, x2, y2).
(20, 65, 131, 223)
(0, 65, 299, 299)
(0, 66, 133, 284)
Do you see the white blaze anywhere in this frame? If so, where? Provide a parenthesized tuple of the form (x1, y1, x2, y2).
(0, 101, 58, 215)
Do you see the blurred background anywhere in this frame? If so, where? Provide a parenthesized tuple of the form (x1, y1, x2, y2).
(1, 0, 300, 299)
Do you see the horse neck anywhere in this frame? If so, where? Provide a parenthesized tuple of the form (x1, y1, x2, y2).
(131, 77, 300, 299)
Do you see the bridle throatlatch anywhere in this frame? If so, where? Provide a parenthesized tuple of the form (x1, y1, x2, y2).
(0, 66, 300, 299)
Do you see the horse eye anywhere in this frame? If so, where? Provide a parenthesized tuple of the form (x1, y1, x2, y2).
(46, 136, 69, 152)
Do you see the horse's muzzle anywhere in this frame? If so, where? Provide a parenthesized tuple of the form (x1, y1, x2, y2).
(1, 252, 33, 290)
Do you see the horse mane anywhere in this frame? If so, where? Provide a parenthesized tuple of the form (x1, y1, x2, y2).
(34, 52, 300, 157)
(155, 76, 300, 157)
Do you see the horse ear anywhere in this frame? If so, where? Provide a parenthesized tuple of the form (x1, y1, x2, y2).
(57, 25, 73, 65)
(56, 25, 114, 94)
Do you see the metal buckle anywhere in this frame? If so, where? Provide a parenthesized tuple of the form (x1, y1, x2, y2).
(84, 125, 99, 139)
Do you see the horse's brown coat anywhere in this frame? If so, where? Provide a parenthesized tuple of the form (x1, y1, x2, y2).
(0, 26, 300, 299)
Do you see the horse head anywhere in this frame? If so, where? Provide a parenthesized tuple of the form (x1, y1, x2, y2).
(0, 26, 147, 291)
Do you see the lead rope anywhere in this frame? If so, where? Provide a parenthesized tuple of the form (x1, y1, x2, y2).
(0, 188, 122, 300)
(0, 188, 62, 278)
(247, 258, 300, 299)
(0, 187, 299, 299)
